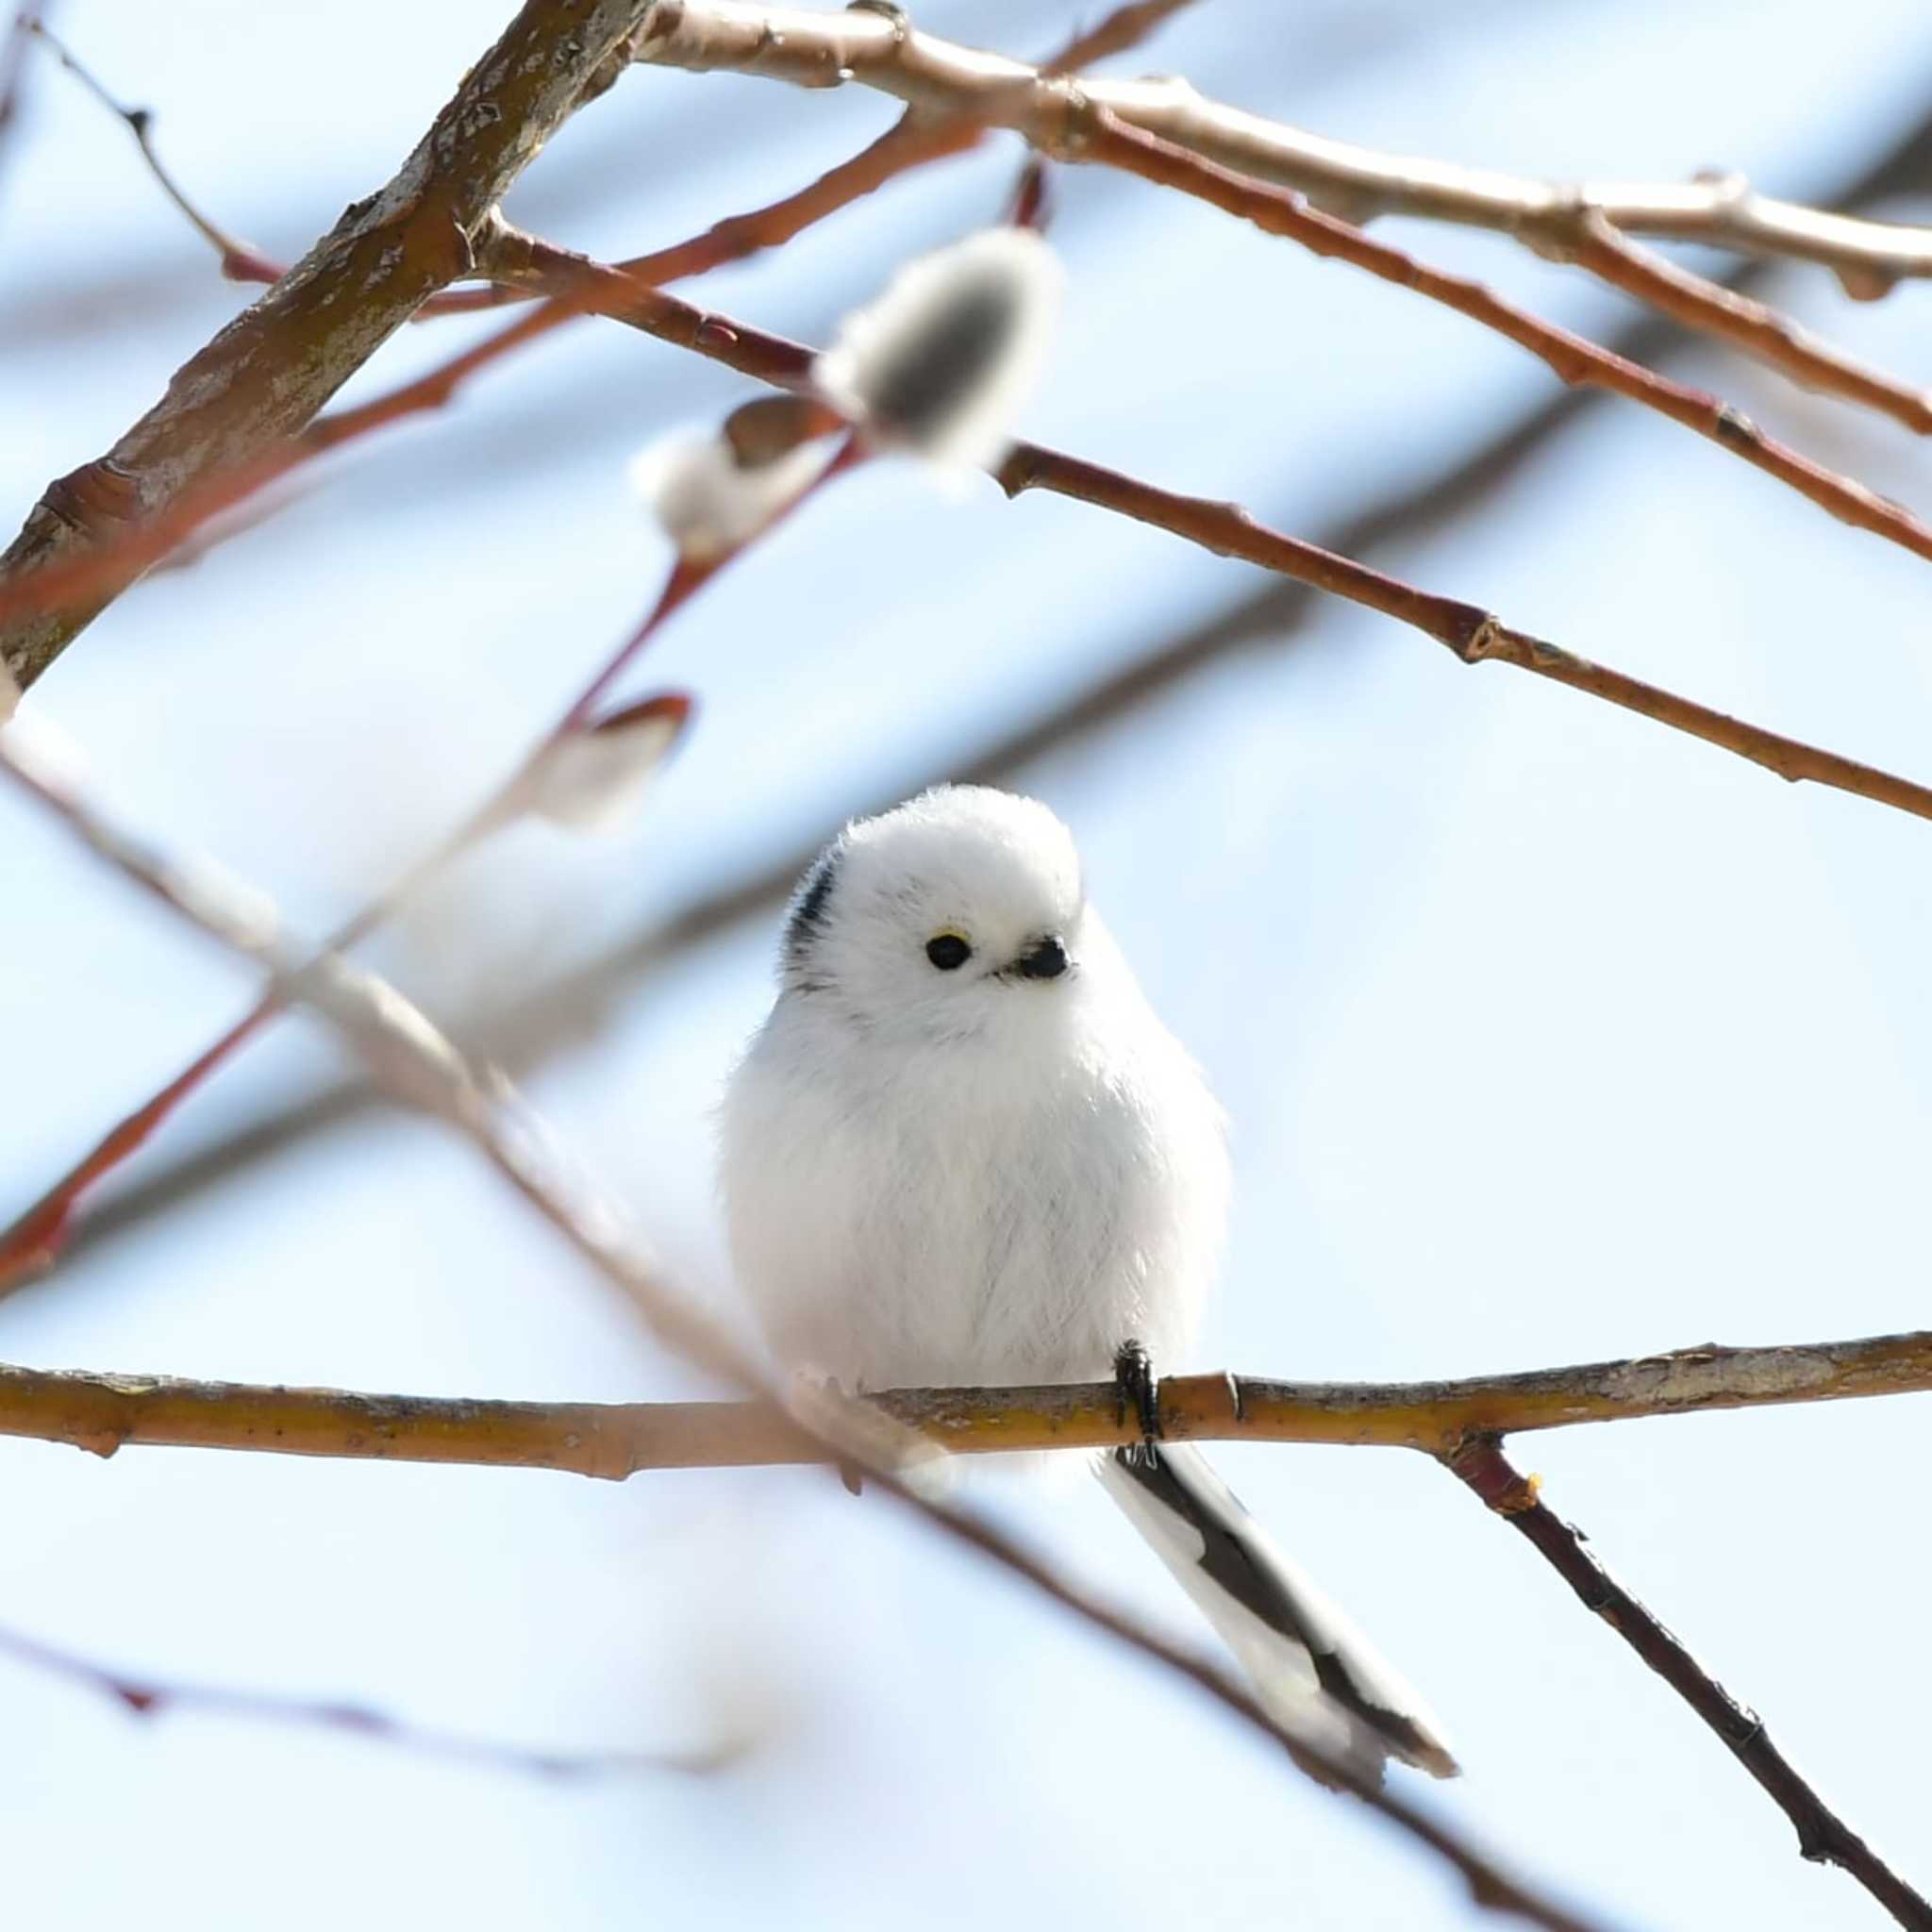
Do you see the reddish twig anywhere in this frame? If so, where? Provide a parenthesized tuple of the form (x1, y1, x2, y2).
(471, 256, 1932, 830)
(8, 237, 1932, 840)
(0, 1616, 732, 1776)
(627, 5, 1932, 433)
(1006, 445, 1932, 822)
(1542, 211, 1932, 436)
(1074, 109, 1932, 562)
(1041, 0, 1200, 73)
(1449, 1438, 1932, 1932)
(32, 23, 283, 285)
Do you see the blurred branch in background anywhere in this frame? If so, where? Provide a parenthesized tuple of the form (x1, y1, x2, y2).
(0, 8, 44, 186)
(0, 1614, 735, 1775)
(0, 724, 1616, 1932)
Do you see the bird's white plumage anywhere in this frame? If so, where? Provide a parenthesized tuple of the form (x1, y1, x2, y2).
(721, 786, 1226, 1388)
(720, 786, 1455, 1780)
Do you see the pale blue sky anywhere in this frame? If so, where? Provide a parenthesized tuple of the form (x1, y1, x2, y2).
(4, 4, 1932, 1927)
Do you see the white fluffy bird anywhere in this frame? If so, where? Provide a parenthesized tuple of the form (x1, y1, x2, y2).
(721, 785, 1456, 1782)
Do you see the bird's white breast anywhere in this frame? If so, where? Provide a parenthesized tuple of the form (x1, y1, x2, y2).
(721, 970, 1228, 1391)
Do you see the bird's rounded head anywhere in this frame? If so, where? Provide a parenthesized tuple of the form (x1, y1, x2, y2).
(779, 785, 1098, 1040)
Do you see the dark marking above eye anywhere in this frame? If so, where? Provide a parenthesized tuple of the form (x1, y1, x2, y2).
(925, 933, 972, 971)
(785, 850, 841, 969)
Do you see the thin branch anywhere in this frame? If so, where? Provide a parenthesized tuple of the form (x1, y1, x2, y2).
(1068, 108, 1932, 560)
(630, 8, 1932, 441)
(481, 258, 1932, 826)
(630, 2, 1932, 291)
(1449, 1438, 1932, 1932)
(2, 1330, 1925, 1475)
(0, 726, 1614, 1932)
(32, 24, 284, 287)
(1005, 444, 1932, 821)
(0, 0, 659, 690)
(1545, 211, 1932, 436)
(0, 1616, 730, 1776)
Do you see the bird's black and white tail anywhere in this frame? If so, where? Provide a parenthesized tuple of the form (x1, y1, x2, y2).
(1098, 1443, 1458, 1784)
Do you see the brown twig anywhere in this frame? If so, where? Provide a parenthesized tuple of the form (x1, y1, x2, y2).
(628, 6, 1932, 437)
(461, 260, 1932, 827)
(0, 0, 1191, 678)
(1, 1331, 1925, 1475)
(0, 1616, 730, 1776)
(1004, 444, 1932, 821)
(629, 2, 1932, 291)
(1070, 109, 1932, 560)
(31, 23, 287, 288)
(1542, 211, 1932, 436)
(0, 726, 1614, 1932)
(0, 0, 659, 691)
(1449, 1438, 1932, 1932)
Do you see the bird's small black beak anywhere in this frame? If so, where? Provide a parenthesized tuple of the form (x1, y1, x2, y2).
(1012, 934, 1069, 980)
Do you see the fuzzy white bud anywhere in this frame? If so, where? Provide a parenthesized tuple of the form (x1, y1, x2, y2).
(812, 227, 1064, 473)
(522, 694, 692, 835)
(630, 430, 831, 561)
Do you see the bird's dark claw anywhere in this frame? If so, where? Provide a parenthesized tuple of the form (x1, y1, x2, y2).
(1113, 1338, 1160, 1469)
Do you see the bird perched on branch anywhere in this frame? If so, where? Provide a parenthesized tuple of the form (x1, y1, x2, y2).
(720, 784, 1455, 1782)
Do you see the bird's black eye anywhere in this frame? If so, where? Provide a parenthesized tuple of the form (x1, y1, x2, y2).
(924, 931, 973, 971)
